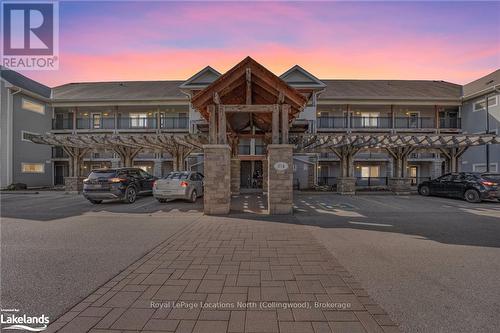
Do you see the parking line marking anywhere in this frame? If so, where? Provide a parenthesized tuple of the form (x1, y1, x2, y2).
(349, 221, 393, 227)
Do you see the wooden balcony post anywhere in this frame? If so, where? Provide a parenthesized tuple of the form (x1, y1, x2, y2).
(272, 104, 280, 144)
(281, 104, 289, 144)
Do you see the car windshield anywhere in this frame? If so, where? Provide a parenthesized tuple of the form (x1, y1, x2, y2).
(481, 174, 500, 182)
(88, 170, 116, 179)
(165, 172, 189, 180)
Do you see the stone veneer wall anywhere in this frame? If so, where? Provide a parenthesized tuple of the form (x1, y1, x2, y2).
(267, 144, 293, 214)
(203, 145, 231, 215)
(230, 158, 240, 195)
(64, 177, 86, 193)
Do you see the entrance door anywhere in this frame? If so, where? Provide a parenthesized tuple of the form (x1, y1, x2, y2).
(409, 166, 418, 185)
(54, 164, 67, 185)
(240, 161, 263, 189)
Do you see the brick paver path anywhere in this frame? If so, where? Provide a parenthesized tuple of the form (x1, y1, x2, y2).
(46, 215, 399, 333)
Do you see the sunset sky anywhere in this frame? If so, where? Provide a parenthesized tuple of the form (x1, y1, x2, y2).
(23, 1, 500, 87)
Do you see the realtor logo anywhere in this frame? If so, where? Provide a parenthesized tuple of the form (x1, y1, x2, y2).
(1, 1, 59, 70)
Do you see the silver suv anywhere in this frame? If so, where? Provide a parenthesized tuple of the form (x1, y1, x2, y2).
(153, 171, 204, 203)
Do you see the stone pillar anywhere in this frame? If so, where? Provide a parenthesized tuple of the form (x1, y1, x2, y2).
(230, 158, 240, 195)
(262, 159, 268, 192)
(203, 145, 231, 215)
(337, 177, 356, 195)
(388, 178, 412, 195)
(267, 144, 293, 215)
(153, 160, 163, 177)
(64, 177, 85, 193)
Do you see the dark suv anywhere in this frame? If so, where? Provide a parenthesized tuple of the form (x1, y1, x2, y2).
(83, 168, 156, 204)
(418, 172, 500, 203)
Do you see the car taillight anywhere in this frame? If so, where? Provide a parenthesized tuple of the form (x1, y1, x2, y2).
(180, 181, 188, 187)
(481, 181, 497, 186)
(109, 178, 125, 183)
(153, 180, 157, 188)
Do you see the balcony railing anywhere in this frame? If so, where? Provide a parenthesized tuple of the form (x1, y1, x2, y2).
(52, 118, 73, 130)
(52, 147, 69, 158)
(161, 117, 188, 129)
(355, 177, 388, 186)
(317, 116, 461, 129)
(317, 116, 347, 129)
(439, 117, 461, 129)
(52, 116, 189, 130)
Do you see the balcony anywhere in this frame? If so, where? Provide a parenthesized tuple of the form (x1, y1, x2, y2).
(317, 116, 461, 130)
(52, 116, 189, 130)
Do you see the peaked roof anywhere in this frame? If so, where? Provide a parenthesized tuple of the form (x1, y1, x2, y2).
(1, 66, 51, 98)
(179, 66, 221, 90)
(53, 80, 186, 101)
(463, 69, 500, 100)
(191, 57, 308, 118)
(280, 65, 326, 89)
(320, 79, 462, 101)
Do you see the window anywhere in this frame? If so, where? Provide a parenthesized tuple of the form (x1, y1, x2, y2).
(360, 112, 380, 127)
(472, 163, 498, 173)
(360, 166, 380, 178)
(21, 163, 44, 173)
(130, 113, 148, 128)
(92, 113, 102, 129)
(21, 98, 45, 114)
(473, 96, 498, 112)
(21, 130, 38, 142)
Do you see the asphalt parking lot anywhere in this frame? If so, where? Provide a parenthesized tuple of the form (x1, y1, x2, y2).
(292, 193, 500, 333)
(0, 192, 202, 322)
(1, 191, 499, 333)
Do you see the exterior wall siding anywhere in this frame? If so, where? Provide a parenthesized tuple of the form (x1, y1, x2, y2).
(11, 93, 53, 186)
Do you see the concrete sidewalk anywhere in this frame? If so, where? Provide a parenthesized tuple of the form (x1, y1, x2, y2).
(46, 215, 399, 333)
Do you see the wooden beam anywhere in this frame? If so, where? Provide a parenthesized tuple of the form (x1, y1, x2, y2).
(281, 104, 290, 144)
(222, 104, 276, 113)
(246, 68, 252, 105)
(208, 105, 217, 144)
(272, 104, 279, 144)
(218, 105, 226, 144)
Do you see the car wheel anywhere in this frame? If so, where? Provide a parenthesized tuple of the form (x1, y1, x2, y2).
(124, 186, 137, 204)
(88, 199, 102, 204)
(464, 189, 481, 203)
(419, 185, 430, 196)
(190, 190, 197, 203)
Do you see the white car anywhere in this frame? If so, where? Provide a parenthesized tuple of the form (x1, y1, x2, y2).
(153, 171, 204, 203)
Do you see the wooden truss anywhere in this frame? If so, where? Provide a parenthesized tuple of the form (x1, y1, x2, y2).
(294, 133, 500, 176)
(26, 133, 208, 175)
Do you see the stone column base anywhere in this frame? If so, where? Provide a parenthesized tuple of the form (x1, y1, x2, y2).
(388, 178, 412, 195)
(267, 144, 294, 215)
(203, 145, 231, 215)
(64, 177, 86, 193)
(230, 158, 240, 195)
(337, 177, 356, 195)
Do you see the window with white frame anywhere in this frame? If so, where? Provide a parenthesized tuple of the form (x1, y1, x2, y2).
(21, 98, 45, 114)
(472, 163, 498, 173)
(360, 166, 380, 178)
(360, 112, 380, 127)
(473, 95, 498, 112)
(129, 113, 148, 128)
(21, 130, 39, 142)
(21, 163, 45, 173)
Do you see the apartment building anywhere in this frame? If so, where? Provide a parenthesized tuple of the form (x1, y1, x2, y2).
(1, 64, 498, 190)
(460, 69, 500, 173)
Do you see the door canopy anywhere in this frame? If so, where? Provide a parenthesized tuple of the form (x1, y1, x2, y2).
(191, 57, 308, 133)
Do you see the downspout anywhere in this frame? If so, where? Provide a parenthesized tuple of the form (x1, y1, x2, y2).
(7, 87, 22, 187)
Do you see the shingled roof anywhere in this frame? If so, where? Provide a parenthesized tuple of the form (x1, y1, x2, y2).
(52, 80, 187, 101)
(463, 69, 500, 100)
(320, 79, 462, 101)
(1, 66, 52, 98)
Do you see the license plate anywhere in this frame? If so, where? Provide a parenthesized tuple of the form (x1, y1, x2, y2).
(86, 184, 102, 190)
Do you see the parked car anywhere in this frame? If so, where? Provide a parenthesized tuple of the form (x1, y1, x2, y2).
(153, 171, 204, 203)
(83, 168, 156, 204)
(418, 172, 500, 203)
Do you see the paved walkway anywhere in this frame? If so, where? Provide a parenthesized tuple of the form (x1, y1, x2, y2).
(46, 215, 399, 333)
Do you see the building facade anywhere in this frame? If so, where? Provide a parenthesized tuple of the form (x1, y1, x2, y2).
(1, 64, 499, 190)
